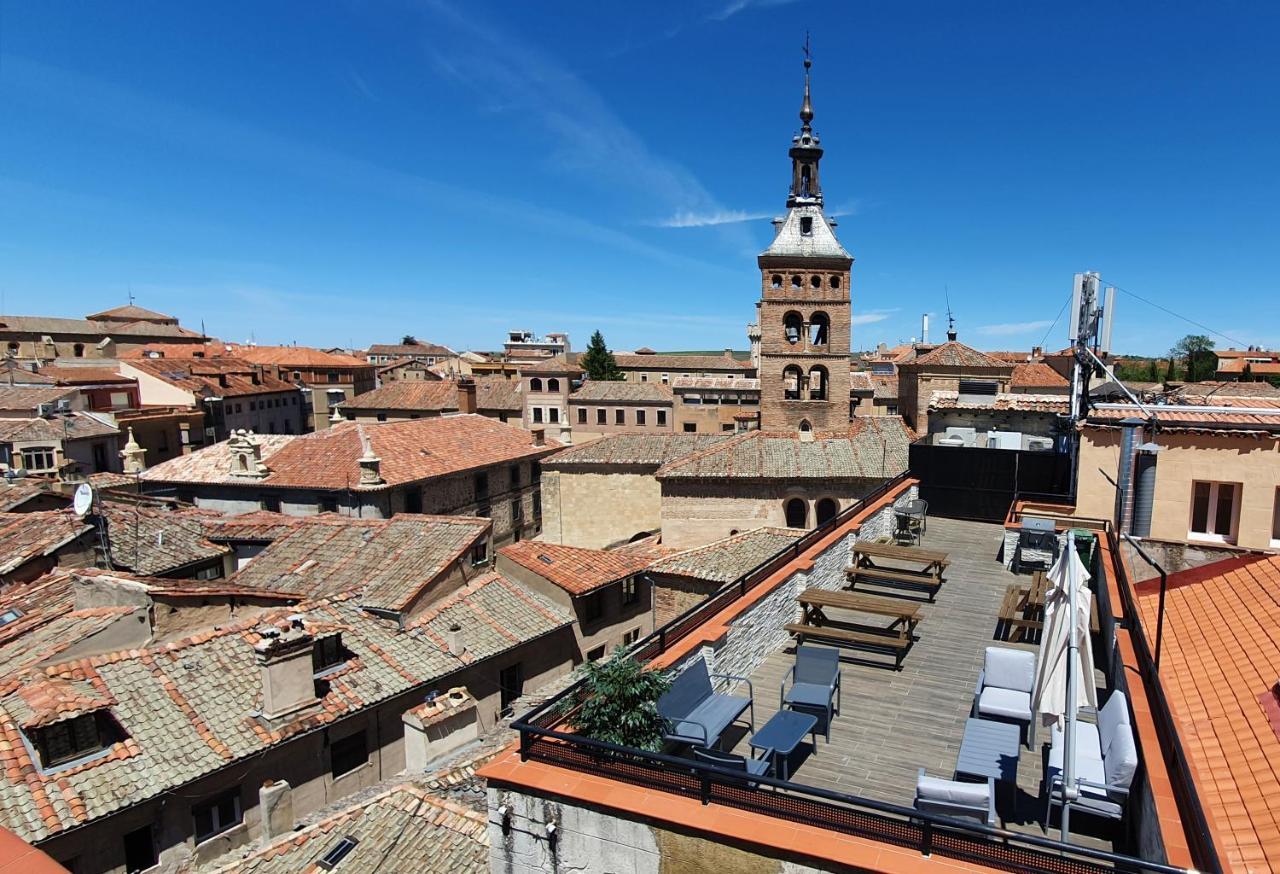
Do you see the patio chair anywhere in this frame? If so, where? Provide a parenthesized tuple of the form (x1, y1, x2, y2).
(657, 657, 755, 749)
(893, 512, 919, 545)
(1045, 691, 1137, 825)
(780, 645, 841, 742)
(972, 647, 1036, 748)
(691, 745, 773, 783)
(913, 769, 995, 826)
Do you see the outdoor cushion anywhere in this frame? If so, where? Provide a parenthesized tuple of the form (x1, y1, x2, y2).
(1049, 722, 1103, 766)
(785, 682, 834, 709)
(1096, 691, 1130, 759)
(670, 694, 750, 746)
(978, 687, 1032, 722)
(658, 660, 715, 722)
(984, 647, 1036, 694)
(1103, 726, 1139, 791)
(916, 774, 991, 807)
(1048, 744, 1106, 794)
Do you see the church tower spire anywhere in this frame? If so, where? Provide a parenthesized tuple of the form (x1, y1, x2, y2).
(756, 40, 853, 432)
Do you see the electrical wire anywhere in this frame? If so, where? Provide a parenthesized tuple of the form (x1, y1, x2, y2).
(1038, 292, 1073, 351)
(1107, 280, 1250, 349)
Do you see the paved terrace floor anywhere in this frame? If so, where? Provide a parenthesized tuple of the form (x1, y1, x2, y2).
(727, 516, 1116, 853)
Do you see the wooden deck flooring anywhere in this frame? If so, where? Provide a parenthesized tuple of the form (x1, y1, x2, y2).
(727, 515, 1118, 852)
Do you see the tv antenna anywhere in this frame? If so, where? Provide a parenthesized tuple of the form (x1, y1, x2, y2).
(944, 285, 956, 341)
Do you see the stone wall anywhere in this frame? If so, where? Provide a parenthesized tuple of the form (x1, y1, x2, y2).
(488, 787, 831, 874)
(539, 469, 662, 548)
(1000, 527, 1069, 572)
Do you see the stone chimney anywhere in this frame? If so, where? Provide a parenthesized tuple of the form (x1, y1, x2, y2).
(254, 624, 318, 720)
(558, 420, 573, 446)
(119, 427, 146, 473)
(228, 430, 269, 478)
(724, 348, 735, 359)
(357, 430, 383, 486)
(531, 427, 545, 447)
(445, 623, 465, 658)
(457, 377, 477, 415)
(258, 780, 294, 841)
(401, 687, 478, 773)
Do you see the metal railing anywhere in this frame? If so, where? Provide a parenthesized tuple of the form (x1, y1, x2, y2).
(506, 475, 1208, 874)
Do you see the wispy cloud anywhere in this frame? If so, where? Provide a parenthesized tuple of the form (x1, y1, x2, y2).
(851, 311, 894, 327)
(710, 0, 804, 22)
(975, 320, 1054, 337)
(649, 209, 771, 228)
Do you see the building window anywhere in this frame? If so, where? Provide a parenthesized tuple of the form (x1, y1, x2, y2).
(784, 498, 808, 529)
(511, 497, 522, 525)
(320, 496, 339, 513)
(1190, 481, 1240, 543)
(313, 634, 346, 675)
(32, 714, 107, 768)
(193, 789, 242, 843)
(657, 410, 667, 427)
(509, 464, 521, 488)
(799, 216, 813, 235)
(808, 366, 829, 401)
(499, 662, 524, 715)
(532, 407, 543, 424)
(783, 365, 804, 400)
(261, 495, 282, 513)
(810, 274, 821, 288)
(623, 628, 640, 647)
(886, 404, 898, 416)
(549, 407, 560, 423)
(596, 408, 607, 425)
(329, 731, 368, 778)
(20, 446, 57, 472)
(830, 275, 841, 289)
(791, 274, 802, 288)
(582, 592, 604, 624)
(250, 401, 257, 411)
(73, 342, 85, 357)
(640, 373, 648, 382)
(683, 422, 696, 433)
(327, 371, 339, 383)
(636, 409, 646, 426)
(815, 497, 838, 526)
(783, 311, 802, 345)
(547, 378, 560, 392)
(529, 378, 543, 392)
(722, 423, 735, 431)
(532, 491, 542, 525)
(471, 539, 489, 567)
(771, 274, 782, 288)
(661, 373, 669, 384)
(809, 312, 830, 346)
(577, 408, 587, 424)
(587, 645, 606, 662)
(622, 576, 639, 606)
(123, 825, 157, 873)
(615, 409, 625, 425)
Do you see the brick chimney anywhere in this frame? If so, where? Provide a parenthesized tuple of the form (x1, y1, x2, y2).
(457, 377, 477, 415)
(531, 427, 545, 447)
(254, 624, 318, 720)
(402, 687, 478, 772)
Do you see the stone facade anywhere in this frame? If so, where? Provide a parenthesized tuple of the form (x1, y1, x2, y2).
(538, 469, 662, 549)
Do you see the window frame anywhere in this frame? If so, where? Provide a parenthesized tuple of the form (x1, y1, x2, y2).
(192, 788, 243, 844)
(34, 713, 104, 768)
(621, 576, 639, 606)
(329, 730, 369, 779)
(1189, 480, 1241, 543)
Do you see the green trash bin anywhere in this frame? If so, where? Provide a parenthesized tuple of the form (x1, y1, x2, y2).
(1069, 528, 1095, 572)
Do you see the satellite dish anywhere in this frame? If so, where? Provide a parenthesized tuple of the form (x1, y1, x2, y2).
(73, 483, 95, 517)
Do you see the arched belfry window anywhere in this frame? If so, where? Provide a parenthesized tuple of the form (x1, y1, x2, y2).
(771, 274, 782, 289)
(547, 378, 560, 392)
(791, 275, 802, 288)
(783, 365, 804, 400)
(785, 498, 808, 529)
(799, 419, 812, 432)
(783, 312, 803, 346)
(815, 498, 838, 525)
(529, 378, 543, 392)
(800, 164, 812, 197)
(809, 312, 830, 347)
(808, 366, 829, 401)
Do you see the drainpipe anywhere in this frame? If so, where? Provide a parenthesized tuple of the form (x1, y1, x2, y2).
(1113, 418, 1144, 534)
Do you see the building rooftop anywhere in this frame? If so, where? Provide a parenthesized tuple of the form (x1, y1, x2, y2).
(542, 433, 730, 470)
(647, 527, 803, 585)
(613, 353, 754, 372)
(759, 204, 851, 261)
(224, 514, 490, 612)
(225, 345, 370, 369)
(929, 390, 1070, 414)
(1011, 362, 1069, 389)
(0, 315, 200, 339)
(208, 782, 487, 874)
(1087, 400, 1280, 432)
(670, 376, 760, 391)
(119, 342, 232, 360)
(338, 380, 461, 413)
(499, 541, 665, 596)
(1171, 379, 1280, 401)
(871, 374, 898, 400)
(0, 580, 570, 845)
(848, 371, 873, 392)
(139, 415, 559, 491)
(0, 478, 63, 512)
(570, 381, 674, 404)
(124, 358, 298, 398)
(366, 342, 456, 357)
(0, 386, 79, 412)
(907, 341, 1012, 370)
(31, 367, 134, 387)
(520, 355, 582, 375)
(0, 412, 119, 444)
(655, 418, 913, 481)
(1136, 555, 1280, 873)
(85, 305, 176, 322)
(97, 503, 230, 576)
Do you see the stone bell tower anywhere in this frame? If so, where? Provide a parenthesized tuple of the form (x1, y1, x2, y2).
(756, 48, 853, 431)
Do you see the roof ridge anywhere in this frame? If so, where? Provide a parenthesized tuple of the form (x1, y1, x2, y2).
(656, 429, 758, 476)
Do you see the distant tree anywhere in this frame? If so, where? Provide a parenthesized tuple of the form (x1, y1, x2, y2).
(1145, 359, 1160, 382)
(564, 651, 670, 751)
(401, 334, 419, 346)
(1169, 334, 1216, 382)
(580, 330, 624, 381)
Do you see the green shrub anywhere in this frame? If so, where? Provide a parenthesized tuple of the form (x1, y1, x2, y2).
(567, 650, 670, 751)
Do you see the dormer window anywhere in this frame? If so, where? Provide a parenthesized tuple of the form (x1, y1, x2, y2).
(32, 713, 113, 769)
(313, 634, 348, 676)
(800, 216, 813, 235)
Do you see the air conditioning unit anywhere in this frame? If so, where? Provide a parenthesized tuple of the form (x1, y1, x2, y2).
(943, 426, 977, 447)
(36, 403, 53, 417)
(1026, 436, 1054, 452)
(938, 434, 965, 447)
(55, 399, 72, 412)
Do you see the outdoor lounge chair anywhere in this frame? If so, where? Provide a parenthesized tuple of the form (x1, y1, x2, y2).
(657, 657, 755, 749)
(1045, 691, 1138, 825)
(780, 645, 841, 742)
(972, 647, 1036, 748)
(691, 745, 773, 781)
(913, 769, 995, 826)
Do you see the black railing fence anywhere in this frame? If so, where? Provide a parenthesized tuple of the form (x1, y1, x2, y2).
(507, 479, 1217, 874)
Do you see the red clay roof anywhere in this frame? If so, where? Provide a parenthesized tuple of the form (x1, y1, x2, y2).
(908, 342, 1011, 370)
(499, 541, 662, 595)
(1010, 362, 1068, 388)
(124, 358, 297, 398)
(226, 345, 370, 369)
(1137, 555, 1280, 873)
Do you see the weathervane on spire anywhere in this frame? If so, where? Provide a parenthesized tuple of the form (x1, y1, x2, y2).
(800, 32, 814, 130)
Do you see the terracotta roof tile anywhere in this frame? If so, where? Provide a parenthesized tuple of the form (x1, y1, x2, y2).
(670, 376, 760, 391)
(648, 528, 803, 584)
(123, 358, 297, 398)
(85, 305, 174, 322)
(339, 381, 460, 413)
(99, 504, 229, 576)
(0, 412, 119, 444)
(906, 341, 1012, 370)
(1011, 362, 1069, 388)
(871, 374, 898, 400)
(570, 381, 673, 404)
(225, 345, 370, 369)
(499, 541, 662, 596)
(0, 387, 80, 413)
(140, 416, 558, 491)
(367, 342, 455, 357)
(1136, 555, 1280, 874)
(848, 371, 873, 392)
(543, 433, 729, 469)
(1087, 400, 1280, 431)
(0, 512, 92, 577)
(613, 353, 753, 372)
(930, 390, 1069, 414)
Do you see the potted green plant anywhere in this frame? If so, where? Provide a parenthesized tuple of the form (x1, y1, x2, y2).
(566, 649, 670, 752)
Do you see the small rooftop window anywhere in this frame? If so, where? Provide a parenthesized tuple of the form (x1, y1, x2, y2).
(800, 216, 813, 235)
(317, 836, 360, 870)
(313, 633, 347, 676)
(0, 608, 23, 627)
(538, 554, 554, 565)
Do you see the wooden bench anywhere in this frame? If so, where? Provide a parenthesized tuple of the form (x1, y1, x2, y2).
(784, 623, 912, 669)
(846, 565, 943, 600)
(849, 542, 949, 600)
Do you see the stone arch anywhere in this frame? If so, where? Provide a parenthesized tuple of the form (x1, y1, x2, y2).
(529, 377, 543, 392)
(807, 365, 829, 401)
(783, 365, 804, 400)
(771, 274, 782, 289)
(783, 312, 803, 346)
(547, 378, 560, 392)
(815, 497, 838, 526)
(784, 498, 808, 529)
(809, 312, 830, 347)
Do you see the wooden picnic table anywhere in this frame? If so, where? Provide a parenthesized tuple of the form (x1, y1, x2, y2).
(998, 572, 1100, 643)
(847, 542, 949, 600)
(786, 588, 921, 669)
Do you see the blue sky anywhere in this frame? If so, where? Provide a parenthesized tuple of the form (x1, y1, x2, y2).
(2, 1, 1278, 356)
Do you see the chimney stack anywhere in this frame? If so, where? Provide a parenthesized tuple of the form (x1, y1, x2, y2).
(531, 427, 545, 447)
(357, 431, 383, 486)
(457, 376, 477, 415)
(254, 626, 319, 720)
(445, 623, 465, 657)
(921, 314, 929, 345)
(258, 780, 294, 841)
(119, 427, 146, 473)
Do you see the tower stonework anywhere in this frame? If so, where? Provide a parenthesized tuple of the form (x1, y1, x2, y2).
(757, 54, 853, 431)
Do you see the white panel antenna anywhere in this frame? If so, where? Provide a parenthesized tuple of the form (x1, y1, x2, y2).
(1067, 274, 1085, 341)
(1099, 286, 1116, 355)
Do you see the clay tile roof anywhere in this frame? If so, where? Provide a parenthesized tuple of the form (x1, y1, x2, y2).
(849, 371, 873, 391)
(225, 515, 490, 611)
(226, 345, 370, 369)
(871, 374, 898, 400)
(520, 355, 582, 375)
(0, 386, 79, 412)
(0, 603, 135, 678)
(0, 583, 569, 845)
(34, 367, 133, 386)
(123, 358, 297, 398)
(0, 478, 62, 513)
(85, 305, 175, 322)
(648, 527, 804, 584)
(98, 504, 230, 576)
(367, 342, 455, 357)
(8, 676, 113, 729)
(543, 433, 730, 469)
(633, 346, 657, 354)
(0, 512, 92, 576)
(612, 353, 753, 372)
(1176, 380, 1280, 400)
(1011, 362, 1069, 388)
(0, 412, 119, 444)
(1136, 555, 1280, 873)
(201, 511, 307, 543)
(140, 416, 558, 491)
(207, 783, 487, 874)
(118, 342, 231, 360)
(670, 376, 759, 391)
(908, 341, 1012, 370)
(929, 390, 1069, 414)
(339, 381, 461, 413)
(570, 381, 673, 404)
(655, 418, 913, 481)
(475, 376, 522, 412)
(1087, 399, 1280, 431)
(499, 541, 662, 596)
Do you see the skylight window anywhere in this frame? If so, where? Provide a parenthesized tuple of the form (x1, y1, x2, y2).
(317, 836, 359, 869)
(538, 554, 554, 565)
(0, 608, 23, 626)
